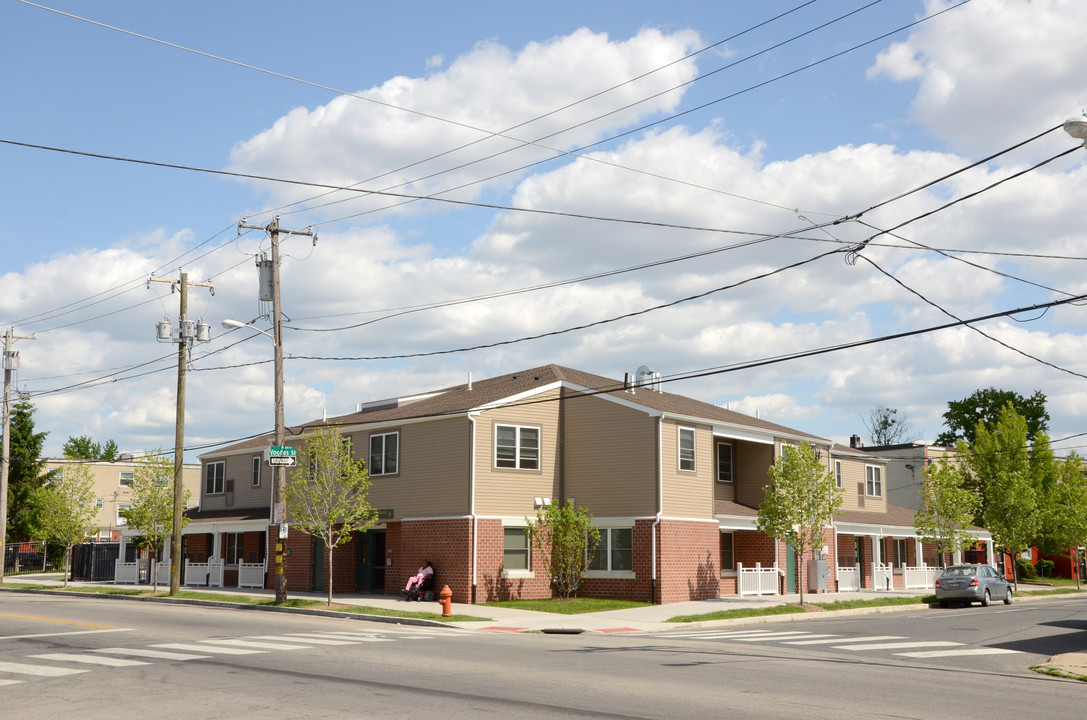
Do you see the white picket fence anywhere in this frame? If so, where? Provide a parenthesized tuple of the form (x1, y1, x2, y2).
(836, 566, 860, 592)
(904, 565, 941, 590)
(114, 561, 139, 584)
(738, 562, 782, 596)
(873, 563, 894, 591)
(184, 558, 225, 587)
(238, 561, 267, 588)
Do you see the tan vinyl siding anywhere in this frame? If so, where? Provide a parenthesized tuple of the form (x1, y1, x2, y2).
(660, 420, 713, 518)
(361, 417, 471, 517)
(201, 453, 270, 511)
(564, 394, 657, 516)
(734, 441, 774, 507)
(835, 456, 888, 512)
(474, 388, 562, 517)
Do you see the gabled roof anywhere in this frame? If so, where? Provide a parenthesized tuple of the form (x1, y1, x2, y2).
(201, 364, 828, 458)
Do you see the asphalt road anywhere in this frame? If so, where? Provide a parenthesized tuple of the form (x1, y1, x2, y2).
(2, 591, 1086, 719)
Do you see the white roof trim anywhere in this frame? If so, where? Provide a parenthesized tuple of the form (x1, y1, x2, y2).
(712, 425, 775, 446)
(562, 382, 662, 416)
(717, 515, 759, 531)
(180, 518, 270, 535)
(470, 380, 564, 412)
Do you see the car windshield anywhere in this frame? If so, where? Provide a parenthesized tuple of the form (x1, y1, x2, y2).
(942, 566, 975, 577)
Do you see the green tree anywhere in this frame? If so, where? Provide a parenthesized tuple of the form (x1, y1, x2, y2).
(524, 499, 600, 601)
(756, 443, 843, 605)
(37, 462, 97, 587)
(285, 426, 378, 605)
(862, 404, 918, 446)
(121, 451, 188, 593)
(936, 387, 1048, 446)
(4, 393, 49, 541)
(913, 457, 981, 565)
(62, 435, 119, 461)
(1041, 453, 1087, 589)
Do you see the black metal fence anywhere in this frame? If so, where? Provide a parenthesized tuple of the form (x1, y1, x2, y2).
(69, 542, 120, 582)
(3, 541, 49, 576)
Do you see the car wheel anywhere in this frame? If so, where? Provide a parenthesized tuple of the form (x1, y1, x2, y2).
(1004, 588, 1013, 605)
(981, 590, 991, 607)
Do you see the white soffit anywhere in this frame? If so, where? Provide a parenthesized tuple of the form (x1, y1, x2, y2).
(713, 425, 774, 445)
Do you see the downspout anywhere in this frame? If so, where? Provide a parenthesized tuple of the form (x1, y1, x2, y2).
(651, 416, 663, 604)
(468, 412, 480, 604)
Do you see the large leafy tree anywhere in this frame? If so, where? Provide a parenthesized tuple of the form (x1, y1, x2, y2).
(756, 443, 843, 605)
(122, 451, 189, 593)
(62, 435, 119, 461)
(913, 457, 980, 565)
(4, 393, 49, 541)
(936, 387, 1049, 446)
(861, 404, 918, 446)
(285, 426, 377, 605)
(525, 499, 600, 601)
(1042, 453, 1087, 588)
(37, 462, 97, 587)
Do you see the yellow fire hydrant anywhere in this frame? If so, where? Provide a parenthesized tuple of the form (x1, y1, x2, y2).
(439, 585, 453, 617)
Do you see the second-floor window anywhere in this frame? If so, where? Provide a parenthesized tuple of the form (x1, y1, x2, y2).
(834, 460, 843, 489)
(205, 461, 225, 495)
(370, 431, 399, 475)
(119, 471, 134, 487)
(678, 427, 696, 471)
(865, 465, 882, 497)
(716, 442, 733, 483)
(495, 425, 539, 470)
(252, 456, 261, 487)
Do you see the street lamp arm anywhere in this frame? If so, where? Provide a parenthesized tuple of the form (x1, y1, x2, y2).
(222, 318, 275, 341)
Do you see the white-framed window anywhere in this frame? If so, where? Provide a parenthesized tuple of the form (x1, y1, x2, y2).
(251, 456, 261, 487)
(893, 538, 908, 569)
(834, 459, 843, 489)
(865, 465, 883, 497)
(95, 497, 104, 509)
(370, 431, 399, 475)
(503, 527, 529, 570)
(678, 427, 696, 472)
(495, 424, 539, 470)
(588, 528, 633, 572)
(716, 442, 733, 483)
(119, 471, 134, 487)
(117, 504, 131, 525)
(720, 532, 735, 572)
(223, 532, 244, 565)
(205, 461, 225, 495)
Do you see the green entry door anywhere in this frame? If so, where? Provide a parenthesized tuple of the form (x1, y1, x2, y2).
(355, 530, 386, 594)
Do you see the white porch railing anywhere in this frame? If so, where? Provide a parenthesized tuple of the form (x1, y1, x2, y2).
(904, 565, 940, 590)
(114, 561, 139, 584)
(836, 565, 860, 592)
(873, 563, 894, 591)
(184, 558, 225, 587)
(738, 562, 782, 596)
(238, 561, 267, 589)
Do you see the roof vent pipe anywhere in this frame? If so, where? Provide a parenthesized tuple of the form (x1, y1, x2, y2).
(468, 372, 472, 391)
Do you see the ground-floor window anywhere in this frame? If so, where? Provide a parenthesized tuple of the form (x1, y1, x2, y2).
(720, 532, 735, 571)
(589, 528, 633, 572)
(893, 538, 908, 569)
(503, 527, 529, 570)
(222, 532, 244, 565)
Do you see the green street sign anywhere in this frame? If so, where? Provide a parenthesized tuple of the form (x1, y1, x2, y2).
(266, 446, 297, 466)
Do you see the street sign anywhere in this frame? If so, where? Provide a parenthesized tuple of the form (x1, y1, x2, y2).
(279, 523, 289, 539)
(266, 445, 297, 467)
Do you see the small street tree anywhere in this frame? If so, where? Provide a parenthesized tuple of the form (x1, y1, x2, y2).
(757, 443, 842, 605)
(1043, 453, 1087, 590)
(913, 457, 981, 566)
(285, 426, 378, 605)
(525, 499, 600, 600)
(37, 462, 97, 587)
(122, 451, 188, 593)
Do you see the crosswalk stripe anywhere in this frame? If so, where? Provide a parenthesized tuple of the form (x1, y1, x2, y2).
(203, 639, 309, 650)
(835, 641, 961, 651)
(151, 643, 266, 655)
(896, 648, 1022, 658)
(248, 635, 360, 646)
(92, 647, 209, 661)
(29, 653, 149, 667)
(667, 630, 780, 639)
(784, 635, 904, 645)
(0, 660, 87, 676)
(0, 679, 23, 686)
(731, 633, 823, 642)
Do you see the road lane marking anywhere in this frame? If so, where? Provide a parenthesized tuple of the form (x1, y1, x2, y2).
(0, 613, 123, 630)
(0, 660, 87, 676)
(203, 639, 310, 650)
(29, 653, 149, 667)
(0, 629, 135, 641)
(834, 641, 961, 651)
(152, 643, 266, 655)
(785, 635, 904, 645)
(896, 648, 1022, 658)
(92, 647, 209, 661)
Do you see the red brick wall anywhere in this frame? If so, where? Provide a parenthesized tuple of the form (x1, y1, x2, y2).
(475, 518, 553, 602)
(398, 518, 474, 604)
(657, 519, 721, 604)
(580, 519, 655, 603)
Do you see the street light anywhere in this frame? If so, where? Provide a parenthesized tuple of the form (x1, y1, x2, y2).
(1065, 112, 1087, 146)
(222, 317, 287, 604)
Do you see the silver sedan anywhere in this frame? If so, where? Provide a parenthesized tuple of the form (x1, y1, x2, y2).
(934, 564, 1012, 608)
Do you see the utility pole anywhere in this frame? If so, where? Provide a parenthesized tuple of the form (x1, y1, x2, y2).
(0, 328, 34, 585)
(237, 216, 315, 605)
(151, 273, 213, 595)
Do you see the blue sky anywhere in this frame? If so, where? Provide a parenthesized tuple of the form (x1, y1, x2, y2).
(3, 0, 1087, 460)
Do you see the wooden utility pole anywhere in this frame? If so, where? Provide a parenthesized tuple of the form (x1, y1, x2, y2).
(0, 328, 34, 585)
(150, 273, 213, 595)
(237, 216, 315, 605)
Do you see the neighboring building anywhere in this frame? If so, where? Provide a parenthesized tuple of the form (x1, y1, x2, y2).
(187, 365, 993, 604)
(44, 456, 202, 542)
(854, 439, 957, 512)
